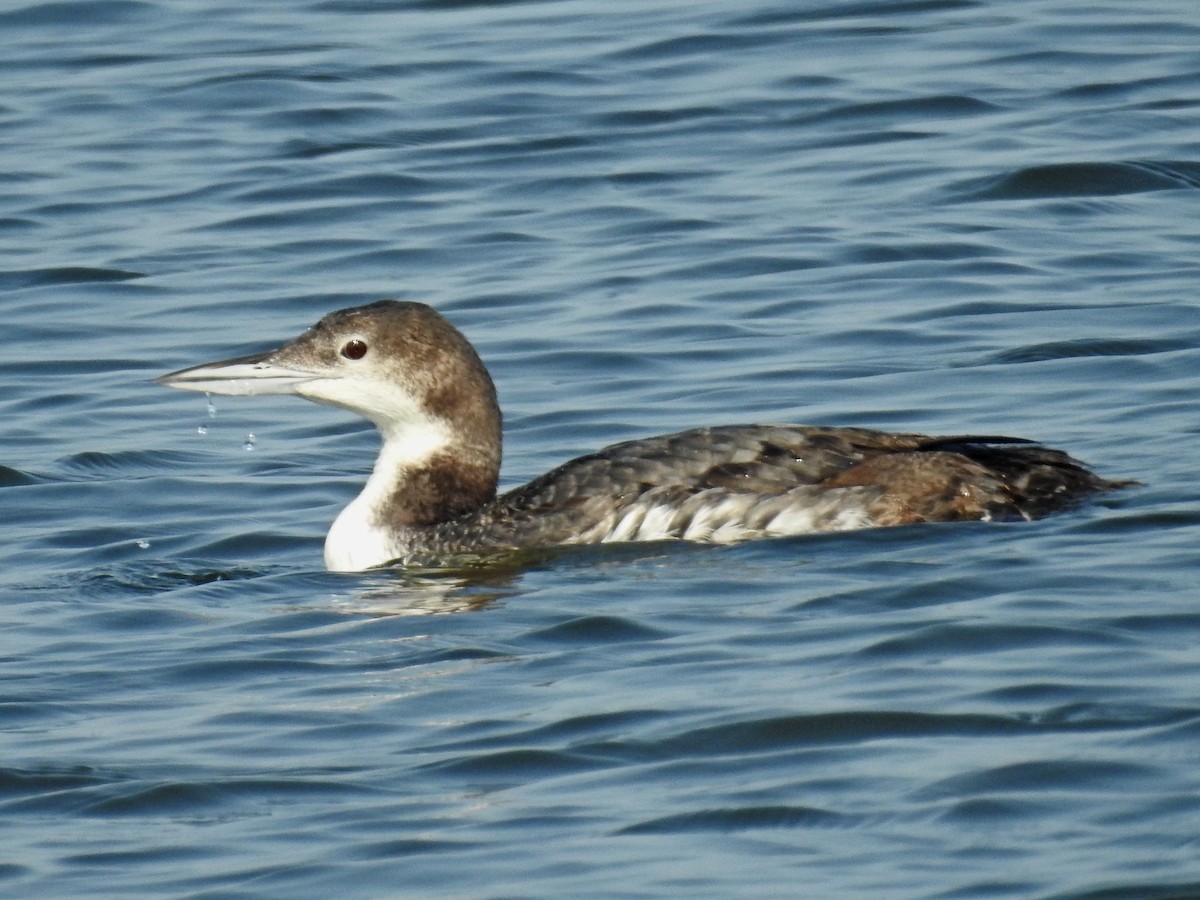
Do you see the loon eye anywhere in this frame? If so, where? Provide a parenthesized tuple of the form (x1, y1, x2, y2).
(341, 339, 368, 360)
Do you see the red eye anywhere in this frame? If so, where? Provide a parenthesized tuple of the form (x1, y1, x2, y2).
(341, 339, 368, 360)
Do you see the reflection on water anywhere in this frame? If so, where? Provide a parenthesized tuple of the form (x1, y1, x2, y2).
(328, 566, 525, 617)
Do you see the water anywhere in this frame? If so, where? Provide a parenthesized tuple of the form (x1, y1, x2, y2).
(2, 0, 1199, 896)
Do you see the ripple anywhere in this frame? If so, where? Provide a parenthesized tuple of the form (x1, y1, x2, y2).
(918, 758, 1163, 800)
(233, 172, 438, 203)
(524, 615, 672, 645)
(615, 803, 859, 834)
(0, 266, 144, 290)
(81, 781, 228, 817)
(421, 748, 609, 780)
(0, 0, 154, 28)
(1048, 882, 1200, 900)
(986, 337, 1186, 364)
(0, 465, 38, 487)
(801, 93, 1001, 128)
(936, 796, 1054, 825)
(69, 563, 275, 598)
(0, 766, 110, 799)
(658, 712, 1030, 756)
(52, 449, 206, 478)
(951, 161, 1200, 201)
(346, 838, 481, 860)
(856, 622, 1131, 659)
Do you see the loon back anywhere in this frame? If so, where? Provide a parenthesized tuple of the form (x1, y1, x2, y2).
(157, 300, 1133, 571)
(402, 424, 1131, 562)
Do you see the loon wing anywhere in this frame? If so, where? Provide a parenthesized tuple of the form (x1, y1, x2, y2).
(475, 425, 1126, 546)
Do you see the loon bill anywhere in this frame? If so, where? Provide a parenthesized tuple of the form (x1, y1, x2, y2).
(157, 300, 1134, 572)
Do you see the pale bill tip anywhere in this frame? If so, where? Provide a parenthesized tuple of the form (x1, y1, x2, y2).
(156, 359, 315, 397)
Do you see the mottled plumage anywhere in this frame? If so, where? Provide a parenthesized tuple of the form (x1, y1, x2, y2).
(158, 301, 1132, 571)
(403, 425, 1125, 564)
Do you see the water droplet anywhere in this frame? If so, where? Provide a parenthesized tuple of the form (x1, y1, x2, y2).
(135, 539, 151, 550)
(205, 393, 217, 419)
(197, 425, 208, 435)
(243, 433, 256, 451)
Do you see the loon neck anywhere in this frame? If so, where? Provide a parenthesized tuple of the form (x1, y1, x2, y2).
(324, 419, 501, 572)
(376, 420, 500, 526)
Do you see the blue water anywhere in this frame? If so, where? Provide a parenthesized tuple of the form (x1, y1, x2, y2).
(3, 1, 1199, 897)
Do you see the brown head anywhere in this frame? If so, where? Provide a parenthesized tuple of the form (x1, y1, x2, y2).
(158, 300, 503, 521)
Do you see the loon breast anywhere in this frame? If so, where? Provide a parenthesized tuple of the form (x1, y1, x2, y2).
(157, 300, 1134, 572)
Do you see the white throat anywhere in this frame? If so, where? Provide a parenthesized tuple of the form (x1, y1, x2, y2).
(324, 419, 452, 572)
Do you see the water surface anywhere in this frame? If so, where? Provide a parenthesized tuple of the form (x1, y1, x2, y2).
(2, 1, 1199, 897)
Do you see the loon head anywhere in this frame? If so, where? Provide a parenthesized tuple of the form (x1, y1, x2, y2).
(158, 302, 504, 559)
(158, 300, 501, 448)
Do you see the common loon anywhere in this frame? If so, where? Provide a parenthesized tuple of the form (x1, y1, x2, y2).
(158, 300, 1131, 572)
